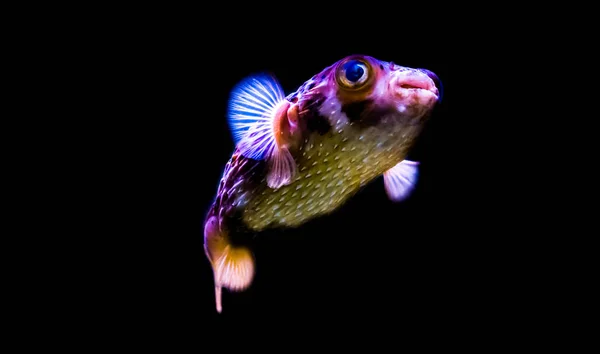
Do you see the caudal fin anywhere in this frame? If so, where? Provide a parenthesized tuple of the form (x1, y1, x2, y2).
(204, 216, 255, 313)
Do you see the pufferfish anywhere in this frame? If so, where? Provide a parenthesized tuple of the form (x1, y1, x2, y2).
(204, 54, 441, 313)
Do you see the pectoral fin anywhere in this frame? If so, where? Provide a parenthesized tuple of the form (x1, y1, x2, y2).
(227, 73, 297, 189)
(383, 160, 419, 202)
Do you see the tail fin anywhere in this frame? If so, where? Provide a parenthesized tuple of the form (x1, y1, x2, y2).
(204, 216, 255, 313)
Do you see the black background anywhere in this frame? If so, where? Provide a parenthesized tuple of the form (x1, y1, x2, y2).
(72, 10, 541, 345)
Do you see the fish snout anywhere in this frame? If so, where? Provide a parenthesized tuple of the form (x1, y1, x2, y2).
(418, 69, 443, 102)
(391, 69, 441, 102)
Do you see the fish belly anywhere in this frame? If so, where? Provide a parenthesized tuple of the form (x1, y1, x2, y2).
(242, 123, 419, 230)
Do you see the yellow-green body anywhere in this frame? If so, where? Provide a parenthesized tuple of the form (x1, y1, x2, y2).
(243, 120, 423, 229)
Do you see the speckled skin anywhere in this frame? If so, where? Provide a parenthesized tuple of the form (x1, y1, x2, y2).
(242, 118, 422, 229)
(209, 118, 423, 233)
(207, 57, 437, 232)
(204, 56, 440, 310)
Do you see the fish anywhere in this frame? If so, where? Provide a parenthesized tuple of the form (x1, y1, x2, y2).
(203, 54, 441, 313)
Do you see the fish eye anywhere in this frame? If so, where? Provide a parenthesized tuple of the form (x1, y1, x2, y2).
(336, 59, 371, 90)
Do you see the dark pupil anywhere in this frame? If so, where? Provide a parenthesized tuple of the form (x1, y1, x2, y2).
(343, 60, 365, 83)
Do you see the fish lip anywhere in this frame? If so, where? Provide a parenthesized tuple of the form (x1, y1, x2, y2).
(392, 71, 440, 100)
(395, 82, 440, 99)
(418, 69, 443, 102)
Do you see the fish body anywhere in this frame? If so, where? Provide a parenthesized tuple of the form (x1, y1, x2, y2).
(204, 55, 441, 312)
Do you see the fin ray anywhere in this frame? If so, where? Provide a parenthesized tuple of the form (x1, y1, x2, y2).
(267, 147, 297, 189)
(383, 160, 419, 202)
(227, 73, 285, 156)
(214, 246, 254, 291)
(204, 216, 255, 314)
(227, 72, 297, 188)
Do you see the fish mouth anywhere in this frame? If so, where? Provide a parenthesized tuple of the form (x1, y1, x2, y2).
(392, 69, 441, 101)
(418, 69, 443, 102)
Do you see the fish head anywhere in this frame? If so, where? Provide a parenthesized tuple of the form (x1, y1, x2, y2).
(335, 54, 439, 119)
(294, 55, 441, 134)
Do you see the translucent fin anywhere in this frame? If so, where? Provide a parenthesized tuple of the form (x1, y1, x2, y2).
(214, 246, 255, 292)
(227, 73, 285, 160)
(208, 246, 255, 314)
(212, 245, 255, 313)
(204, 216, 255, 314)
(383, 160, 419, 202)
(266, 146, 297, 189)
